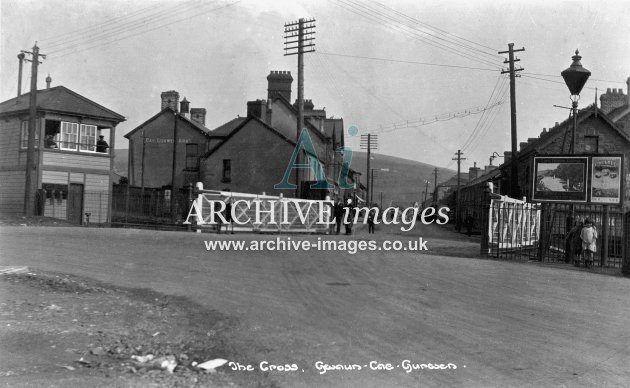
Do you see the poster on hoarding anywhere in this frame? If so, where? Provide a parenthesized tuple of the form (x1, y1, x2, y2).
(532, 157, 588, 202)
(591, 156, 622, 204)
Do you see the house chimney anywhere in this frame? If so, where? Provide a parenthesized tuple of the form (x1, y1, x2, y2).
(17, 53, 25, 96)
(600, 84, 627, 114)
(190, 108, 206, 126)
(45, 74, 52, 89)
(180, 97, 190, 119)
(468, 164, 480, 180)
(267, 70, 293, 101)
(161, 90, 179, 112)
(247, 99, 267, 121)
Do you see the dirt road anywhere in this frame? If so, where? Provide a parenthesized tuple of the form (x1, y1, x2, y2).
(1, 223, 628, 387)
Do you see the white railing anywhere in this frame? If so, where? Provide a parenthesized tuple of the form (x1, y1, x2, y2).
(184, 183, 332, 234)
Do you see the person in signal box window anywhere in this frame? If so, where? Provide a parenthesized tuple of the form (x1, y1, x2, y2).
(96, 135, 109, 153)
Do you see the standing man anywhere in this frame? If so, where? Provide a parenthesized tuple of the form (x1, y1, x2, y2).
(344, 197, 355, 235)
(96, 135, 109, 153)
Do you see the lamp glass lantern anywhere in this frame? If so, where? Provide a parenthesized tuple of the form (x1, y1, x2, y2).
(561, 49, 591, 154)
(561, 50, 591, 98)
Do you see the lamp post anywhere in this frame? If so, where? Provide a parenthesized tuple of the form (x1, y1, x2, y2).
(489, 151, 503, 167)
(561, 49, 590, 262)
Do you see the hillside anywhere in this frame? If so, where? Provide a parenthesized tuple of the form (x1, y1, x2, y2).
(112, 149, 128, 176)
(351, 152, 456, 206)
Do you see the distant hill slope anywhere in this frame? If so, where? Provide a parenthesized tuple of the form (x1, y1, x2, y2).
(351, 152, 456, 206)
(113, 149, 128, 176)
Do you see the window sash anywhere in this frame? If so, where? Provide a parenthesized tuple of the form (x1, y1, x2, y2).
(20, 121, 40, 149)
(60, 122, 78, 150)
(79, 124, 97, 152)
(222, 159, 231, 182)
(185, 144, 199, 169)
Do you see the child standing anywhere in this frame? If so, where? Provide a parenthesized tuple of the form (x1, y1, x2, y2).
(580, 219, 597, 268)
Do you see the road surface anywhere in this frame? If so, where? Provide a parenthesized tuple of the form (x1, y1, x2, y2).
(1, 223, 628, 387)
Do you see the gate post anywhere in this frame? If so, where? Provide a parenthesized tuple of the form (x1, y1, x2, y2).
(480, 186, 490, 255)
(624, 212, 630, 276)
(537, 202, 547, 262)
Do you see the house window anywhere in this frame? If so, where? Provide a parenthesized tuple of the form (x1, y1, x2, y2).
(20, 121, 40, 149)
(79, 124, 97, 152)
(584, 136, 598, 153)
(60, 122, 79, 150)
(185, 143, 199, 170)
(222, 159, 231, 182)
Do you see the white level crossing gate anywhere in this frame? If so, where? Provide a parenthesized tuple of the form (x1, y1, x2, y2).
(487, 195, 541, 258)
(184, 184, 332, 234)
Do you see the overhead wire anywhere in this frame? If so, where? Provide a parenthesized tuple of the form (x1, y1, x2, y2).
(41, 1, 179, 47)
(464, 77, 509, 153)
(369, 0, 500, 56)
(46, 1, 239, 59)
(349, 0, 501, 64)
(46, 0, 221, 55)
(330, 0, 501, 70)
(318, 52, 498, 72)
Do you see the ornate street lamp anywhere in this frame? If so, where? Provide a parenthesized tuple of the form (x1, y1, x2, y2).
(561, 49, 591, 153)
(561, 50, 591, 261)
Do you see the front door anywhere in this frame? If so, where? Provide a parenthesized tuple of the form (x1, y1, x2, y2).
(67, 183, 84, 224)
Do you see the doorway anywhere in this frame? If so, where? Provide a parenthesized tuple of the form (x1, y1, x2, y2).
(67, 183, 84, 224)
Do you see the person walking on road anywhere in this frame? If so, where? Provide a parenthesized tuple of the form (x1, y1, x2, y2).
(367, 209, 375, 234)
(334, 200, 344, 235)
(580, 218, 597, 268)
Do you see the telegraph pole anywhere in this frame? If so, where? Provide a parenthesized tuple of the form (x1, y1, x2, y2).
(284, 18, 315, 198)
(360, 133, 378, 204)
(452, 150, 467, 231)
(22, 43, 45, 217)
(433, 167, 438, 203)
(171, 111, 178, 222)
(423, 179, 430, 204)
(499, 43, 524, 199)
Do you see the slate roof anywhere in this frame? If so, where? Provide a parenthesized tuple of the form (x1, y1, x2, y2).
(514, 104, 629, 158)
(608, 104, 630, 121)
(201, 116, 324, 163)
(124, 107, 211, 139)
(0, 86, 125, 122)
(208, 117, 246, 137)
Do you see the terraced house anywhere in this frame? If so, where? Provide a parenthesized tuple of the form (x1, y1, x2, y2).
(0, 79, 125, 224)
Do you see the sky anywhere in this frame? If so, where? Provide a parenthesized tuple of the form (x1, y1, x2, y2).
(1, 0, 629, 176)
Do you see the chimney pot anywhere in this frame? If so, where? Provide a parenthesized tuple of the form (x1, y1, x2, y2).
(180, 97, 190, 115)
(267, 70, 293, 101)
(190, 108, 206, 126)
(45, 74, 52, 89)
(161, 90, 179, 112)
